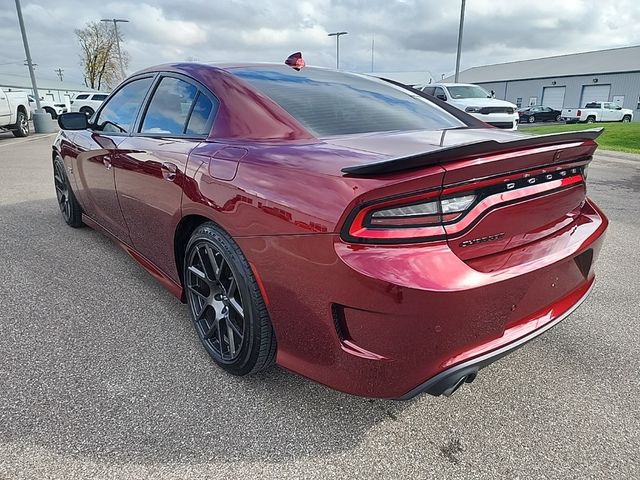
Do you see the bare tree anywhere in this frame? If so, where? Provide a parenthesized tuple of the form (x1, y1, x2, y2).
(75, 21, 129, 91)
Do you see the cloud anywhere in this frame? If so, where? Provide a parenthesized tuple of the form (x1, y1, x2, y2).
(0, 0, 638, 88)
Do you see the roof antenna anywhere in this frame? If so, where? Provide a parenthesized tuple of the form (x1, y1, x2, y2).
(285, 52, 305, 71)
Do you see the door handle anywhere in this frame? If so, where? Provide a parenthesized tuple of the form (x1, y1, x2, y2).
(161, 162, 178, 182)
(103, 156, 112, 170)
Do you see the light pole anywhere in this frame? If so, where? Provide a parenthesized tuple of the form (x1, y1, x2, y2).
(454, 0, 466, 82)
(328, 31, 348, 70)
(101, 18, 129, 79)
(14, 0, 56, 133)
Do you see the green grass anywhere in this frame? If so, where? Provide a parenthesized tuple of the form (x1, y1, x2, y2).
(523, 122, 640, 154)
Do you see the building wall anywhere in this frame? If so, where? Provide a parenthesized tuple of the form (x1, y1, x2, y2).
(476, 72, 640, 120)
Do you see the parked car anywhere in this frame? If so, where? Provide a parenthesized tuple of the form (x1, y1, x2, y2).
(518, 105, 562, 123)
(70, 92, 109, 116)
(28, 95, 67, 119)
(421, 83, 519, 130)
(561, 101, 633, 123)
(53, 62, 608, 399)
(0, 86, 30, 137)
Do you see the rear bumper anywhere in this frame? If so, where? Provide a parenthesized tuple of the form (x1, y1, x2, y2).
(397, 278, 594, 399)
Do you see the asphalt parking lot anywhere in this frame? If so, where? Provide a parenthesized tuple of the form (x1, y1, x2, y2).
(1, 132, 638, 479)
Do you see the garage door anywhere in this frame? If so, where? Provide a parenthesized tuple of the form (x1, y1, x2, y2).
(580, 85, 611, 107)
(542, 86, 566, 109)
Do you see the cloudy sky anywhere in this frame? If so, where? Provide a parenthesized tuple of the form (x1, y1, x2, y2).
(1, 0, 639, 87)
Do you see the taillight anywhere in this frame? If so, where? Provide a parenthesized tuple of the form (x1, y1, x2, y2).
(343, 190, 477, 243)
(577, 109, 581, 116)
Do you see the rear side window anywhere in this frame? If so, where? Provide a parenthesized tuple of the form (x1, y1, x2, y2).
(233, 68, 464, 137)
(141, 77, 199, 135)
(186, 92, 215, 135)
(75, 94, 89, 100)
(585, 102, 601, 108)
(95, 77, 153, 133)
(92, 94, 108, 101)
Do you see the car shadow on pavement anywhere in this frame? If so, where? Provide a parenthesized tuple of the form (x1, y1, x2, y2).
(0, 199, 412, 466)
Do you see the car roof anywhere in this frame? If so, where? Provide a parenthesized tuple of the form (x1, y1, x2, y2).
(434, 83, 479, 87)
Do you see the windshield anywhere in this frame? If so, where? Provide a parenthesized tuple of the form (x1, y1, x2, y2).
(447, 85, 491, 99)
(233, 67, 465, 137)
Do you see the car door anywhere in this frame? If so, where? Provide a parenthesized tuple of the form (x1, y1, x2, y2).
(0, 88, 12, 124)
(72, 75, 155, 243)
(114, 74, 218, 280)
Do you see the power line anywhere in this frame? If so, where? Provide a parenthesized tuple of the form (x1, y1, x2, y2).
(54, 68, 64, 81)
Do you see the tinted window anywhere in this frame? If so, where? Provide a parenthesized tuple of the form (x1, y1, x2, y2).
(141, 77, 198, 135)
(585, 102, 601, 108)
(92, 94, 108, 101)
(422, 87, 436, 95)
(75, 94, 89, 100)
(186, 92, 215, 135)
(233, 68, 464, 136)
(95, 77, 153, 133)
(434, 87, 446, 98)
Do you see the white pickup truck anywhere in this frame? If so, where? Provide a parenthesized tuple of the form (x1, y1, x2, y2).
(561, 101, 633, 123)
(0, 86, 31, 137)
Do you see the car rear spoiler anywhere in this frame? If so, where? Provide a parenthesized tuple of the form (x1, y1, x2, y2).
(341, 128, 603, 176)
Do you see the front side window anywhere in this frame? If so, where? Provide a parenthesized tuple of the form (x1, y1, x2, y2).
(233, 67, 465, 136)
(141, 77, 199, 135)
(95, 77, 153, 133)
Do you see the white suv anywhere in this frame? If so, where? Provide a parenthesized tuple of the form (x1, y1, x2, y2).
(70, 92, 109, 116)
(422, 83, 519, 130)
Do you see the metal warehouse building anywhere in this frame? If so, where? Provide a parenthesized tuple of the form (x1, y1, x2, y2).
(448, 45, 640, 120)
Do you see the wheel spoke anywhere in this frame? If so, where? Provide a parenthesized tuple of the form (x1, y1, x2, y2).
(196, 303, 208, 321)
(226, 314, 243, 339)
(216, 321, 224, 357)
(187, 284, 207, 301)
(226, 278, 236, 299)
(229, 298, 244, 318)
(225, 319, 236, 356)
(188, 265, 206, 281)
(203, 318, 218, 339)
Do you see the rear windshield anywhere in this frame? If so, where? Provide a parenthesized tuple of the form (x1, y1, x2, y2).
(232, 67, 464, 137)
(584, 102, 601, 108)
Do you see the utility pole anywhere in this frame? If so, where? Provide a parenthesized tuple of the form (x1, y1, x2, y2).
(54, 68, 64, 82)
(101, 18, 129, 79)
(15, 0, 52, 134)
(327, 31, 348, 70)
(454, 0, 466, 82)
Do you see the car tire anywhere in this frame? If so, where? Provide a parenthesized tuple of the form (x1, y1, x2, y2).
(79, 106, 94, 116)
(528, 116, 535, 123)
(586, 116, 596, 123)
(53, 155, 83, 227)
(184, 222, 276, 376)
(44, 107, 57, 120)
(556, 115, 562, 122)
(11, 110, 29, 137)
(622, 115, 631, 123)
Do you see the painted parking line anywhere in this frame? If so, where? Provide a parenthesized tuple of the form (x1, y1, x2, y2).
(0, 133, 57, 148)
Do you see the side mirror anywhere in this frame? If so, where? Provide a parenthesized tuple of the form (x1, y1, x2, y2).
(58, 112, 89, 130)
(436, 94, 447, 101)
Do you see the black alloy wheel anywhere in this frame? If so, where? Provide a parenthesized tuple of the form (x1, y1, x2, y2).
(53, 156, 83, 227)
(184, 223, 276, 375)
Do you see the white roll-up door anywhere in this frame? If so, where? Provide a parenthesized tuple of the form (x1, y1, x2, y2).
(580, 85, 611, 107)
(542, 87, 566, 109)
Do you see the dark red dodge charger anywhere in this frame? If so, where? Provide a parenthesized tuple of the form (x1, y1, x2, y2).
(52, 61, 608, 399)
